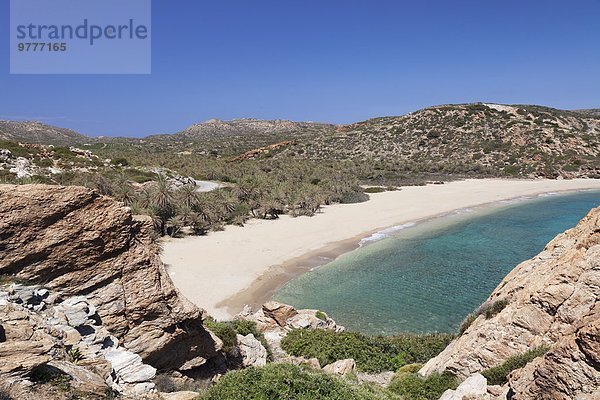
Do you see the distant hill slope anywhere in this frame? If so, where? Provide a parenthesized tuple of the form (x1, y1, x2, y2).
(574, 108, 600, 117)
(0, 120, 89, 146)
(172, 118, 335, 140)
(140, 118, 336, 155)
(277, 103, 600, 178)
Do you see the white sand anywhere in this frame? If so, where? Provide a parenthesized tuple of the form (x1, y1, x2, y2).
(161, 179, 600, 320)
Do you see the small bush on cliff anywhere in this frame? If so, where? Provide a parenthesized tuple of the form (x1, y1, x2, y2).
(483, 298, 510, 319)
(204, 318, 273, 361)
(203, 363, 400, 400)
(482, 345, 550, 385)
(204, 319, 238, 356)
(388, 371, 458, 400)
(458, 298, 510, 335)
(458, 313, 477, 335)
(281, 329, 454, 373)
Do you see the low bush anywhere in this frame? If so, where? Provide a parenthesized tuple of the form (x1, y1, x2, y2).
(458, 313, 477, 335)
(339, 191, 370, 204)
(204, 318, 273, 361)
(203, 319, 238, 356)
(483, 299, 510, 319)
(482, 346, 550, 385)
(458, 298, 510, 335)
(363, 186, 387, 193)
(315, 311, 327, 321)
(388, 371, 457, 400)
(203, 363, 401, 400)
(281, 329, 454, 373)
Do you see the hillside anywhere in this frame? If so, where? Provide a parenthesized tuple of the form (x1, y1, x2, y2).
(139, 118, 336, 156)
(277, 103, 600, 178)
(0, 121, 89, 146)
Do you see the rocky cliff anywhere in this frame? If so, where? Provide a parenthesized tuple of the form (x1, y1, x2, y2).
(420, 206, 600, 399)
(0, 184, 220, 372)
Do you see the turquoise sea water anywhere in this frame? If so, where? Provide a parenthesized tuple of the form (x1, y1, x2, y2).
(274, 190, 600, 335)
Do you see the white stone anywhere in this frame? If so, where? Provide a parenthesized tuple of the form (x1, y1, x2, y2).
(104, 348, 156, 383)
(323, 359, 356, 376)
(237, 333, 268, 367)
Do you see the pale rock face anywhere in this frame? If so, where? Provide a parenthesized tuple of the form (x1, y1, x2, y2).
(0, 303, 55, 377)
(0, 184, 221, 371)
(421, 206, 600, 400)
(236, 333, 268, 367)
(159, 391, 202, 400)
(9, 157, 32, 178)
(323, 359, 356, 376)
(104, 348, 157, 383)
(439, 373, 488, 400)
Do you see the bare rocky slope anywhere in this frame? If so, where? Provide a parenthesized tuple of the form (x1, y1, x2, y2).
(421, 205, 600, 399)
(0, 184, 221, 372)
(0, 121, 89, 146)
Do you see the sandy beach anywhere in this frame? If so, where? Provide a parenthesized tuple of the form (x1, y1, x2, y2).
(161, 178, 600, 320)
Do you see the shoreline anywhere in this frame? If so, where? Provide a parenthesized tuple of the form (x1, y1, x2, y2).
(161, 179, 600, 320)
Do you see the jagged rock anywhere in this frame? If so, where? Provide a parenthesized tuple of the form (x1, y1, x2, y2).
(0, 148, 11, 161)
(287, 310, 344, 332)
(104, 348, 156, 383)
(0, 303, 57, 377)
(46, 360, 109, 393)
(506, 319, 600, 400)
(237, 333, 268, 367)
(420, 206, 600, 399)
(262, 301, 298, 327)
(440, 373, 488, 400)
(323, 359, 356, 376)
(0, 185, 221, 371)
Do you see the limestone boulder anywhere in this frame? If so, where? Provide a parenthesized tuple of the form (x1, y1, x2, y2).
(236, 333, 268, 367)
(323, 359, 356, 376)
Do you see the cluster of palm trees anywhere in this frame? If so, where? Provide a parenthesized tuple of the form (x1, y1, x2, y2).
(105, 169, 364, 237)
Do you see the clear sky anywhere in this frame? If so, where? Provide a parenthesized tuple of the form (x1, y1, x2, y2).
(1, 0, 600, 137)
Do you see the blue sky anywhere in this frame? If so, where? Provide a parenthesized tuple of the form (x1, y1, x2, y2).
(1, 0, 600, 137)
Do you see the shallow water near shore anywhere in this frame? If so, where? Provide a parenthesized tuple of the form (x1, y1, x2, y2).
(273, 190, 600, 335)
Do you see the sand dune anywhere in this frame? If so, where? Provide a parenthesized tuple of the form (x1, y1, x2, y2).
(161, 179, 600, 320)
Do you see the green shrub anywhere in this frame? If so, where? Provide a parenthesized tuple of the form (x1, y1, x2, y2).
(363, 186, 387, 193)
(0, 140, 32, 157)
(203, 363, 400, 400)
(482, 346, 550, 385)
(458, 313, 477, 335)
(204, 319, 238, 356)
(111, 157, 130, 166)
(388, 372, 457, 400)
(281, 329, 453, 373)
(205, 318, 273, 361)
(459, 298, 510, 336)
(315, 311, 327, 321)
(339, 191, 370, 204)
(483, 299, 509, 319)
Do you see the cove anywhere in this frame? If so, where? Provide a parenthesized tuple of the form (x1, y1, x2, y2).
(273, 190, 600, 335)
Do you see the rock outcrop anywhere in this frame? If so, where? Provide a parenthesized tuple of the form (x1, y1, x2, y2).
(420, 206, 600, 399)
(238, 302, 344, 360)
(0, 184, 221, 372)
